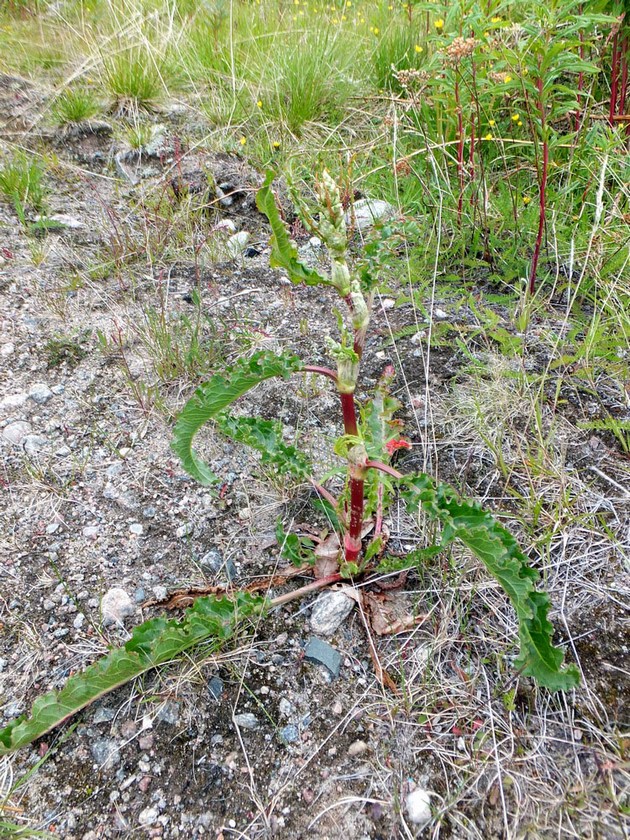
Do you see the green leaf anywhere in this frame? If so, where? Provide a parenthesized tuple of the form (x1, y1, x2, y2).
(0, 593, 263, 755)
(256, 171, 330, 287)
(275, 519, 315, 566)
(171, 350, 303, 485)
(398, 474, 580, 692)
(215, 413, 311, 478)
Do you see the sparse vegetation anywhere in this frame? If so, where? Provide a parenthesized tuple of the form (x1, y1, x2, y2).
(0, 0, 628, 836)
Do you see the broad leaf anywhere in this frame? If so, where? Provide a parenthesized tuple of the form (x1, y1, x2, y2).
(171, 350, 303, 484)
(256, 171, 330, 286)
(0, 593, 263, 755)
(215, 413, 311, 478)
(397, 474, 580, 692)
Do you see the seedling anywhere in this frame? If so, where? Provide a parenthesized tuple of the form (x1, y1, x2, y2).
(0, 171, 579, 758)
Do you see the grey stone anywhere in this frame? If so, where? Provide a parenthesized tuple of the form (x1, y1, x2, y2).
(101, 588, 135, 625)
(2, 421, 32, 445)
(156, 701, 180, 725)
(309, 591, 355, 636)
(226, 231, 250, 259)
(90, 738, 120, 769)
(138, 806, 159, 826)
(405, 788, 431, 827)
(24, 435, 47, 455)
(0, 393, 27, 413)
(93, 706, 115, 724)
(233, 713, 259, 730)
(345, 198, 396, 231)
(278, 697, 294, 719)
(35, 213, 84, 229)
(200, 548, 237, 581)
(279, 724, 299, 744)
(304, 636, 342, 678)
(28, 383, 53, 404)
(134, 588, 146, 603)
(129, 522, 143, 535)
(175, 521, 194, 538)
(208, 676, 224, 700)
(142, 506, 156, 518)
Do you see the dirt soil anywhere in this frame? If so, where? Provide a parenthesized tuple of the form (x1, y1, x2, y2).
(1, 75, 629, 839)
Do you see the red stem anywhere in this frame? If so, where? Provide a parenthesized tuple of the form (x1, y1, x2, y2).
(619, 38, 628, 115)
(340, 391, 358, 436)
(529, 76, 547, 297)
(303, 365, 338, 383)
(365, 460, 403, 479)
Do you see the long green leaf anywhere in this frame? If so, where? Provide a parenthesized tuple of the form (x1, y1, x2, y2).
(397, 474, 580, 692)
(171, 350, 303, 484)
(215, 413, 311, 478)
(256, 171, 330, 287)
(0, 593, 263, 756)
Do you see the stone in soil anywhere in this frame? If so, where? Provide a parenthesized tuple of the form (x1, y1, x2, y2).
(303, 636, 342, 678)
(2, 420, 32, 445)
(345, 198, 396, 230)
(233, 713, 259, 730)
(100, 587, 135, 625)
(279, 724, 299, 744)
(28, 383, 53, 404)
(405, 787, 432, 827)
(90, 738, 121, 770)
(208, 675, 224, 700)
(309, 590, 355, 636)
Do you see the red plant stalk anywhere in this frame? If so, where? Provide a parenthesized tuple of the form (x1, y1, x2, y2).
(620, 37, 628, 115)
(530, 76, 548, 296)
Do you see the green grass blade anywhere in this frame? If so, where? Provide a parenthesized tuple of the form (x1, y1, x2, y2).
(0, 593, 263, 756)
(399, 474, 580, 692)
(256, 171, 330, 287)
(171, 350, 303, 485)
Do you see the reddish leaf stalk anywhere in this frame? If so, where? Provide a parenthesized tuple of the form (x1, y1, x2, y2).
(345, 464, 366, 565)
(340, 391, 358, 436)
(530, 76, 547, 296)
(303, 364, 338, 383)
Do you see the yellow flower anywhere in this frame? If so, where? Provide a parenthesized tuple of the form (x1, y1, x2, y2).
(484, 133, 493, 140)
(415, 44, 423, 53)
(347, 1, 351, 6)
(373, 26, 380, 35)
(517, 120, 523, 126)
(491, 16, 501, 23)
(522, 196, 531, 205)
(341, 14, 347, 20)
(511, 113, 519, 121)
(256, 100, 262, 108)
(504, 74, 512, 83)
(388, 4, 394, 9)
(489, 119, 496, 126)
(239, 136, 246, 146)
(435, 18, 444, 29)
(273, 141, 281, 149)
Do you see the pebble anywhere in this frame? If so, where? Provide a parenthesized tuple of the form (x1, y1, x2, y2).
(101, 587, 135, 626)
(279, 725, 299, 744)
(309, 591, 355, 636)
(156, 701, 180, 725)
(0, 343, 14, 357)
(345, 198, 396, 230)
(90, 738, 121, 769)
(278, 697, 294, 719)
(348, 740, 368, 756)
(2, 421, 32, 445)
(233, 713, 259, 730)
(24, 435, 47, 455)
(93, 706, 115, 724)
(83, 525, 100, 538)
(303, 636, 341, 678)
(215, 219, 237, 234)
(201, 548, 237, 581)
(226, 231, 250, 259)
(0, 392, 27, 412)
(73, 613, 85, 629)
(405, 788, 432, 827)
(208, 675, 224, 700)
(142, 506, 156, 518)
(433, 308, 448, 320)
(28, 383, 53, 404)
(129, 522, 143, 535)
(138, 806, 159, 826)
(175, 522, 194, 538)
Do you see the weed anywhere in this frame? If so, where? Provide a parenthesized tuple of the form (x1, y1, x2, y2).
(103, 46, 167, 113)
(50, 88, 100, 125)
(0, 153, 46, 221)
(43, 333, 90, 370)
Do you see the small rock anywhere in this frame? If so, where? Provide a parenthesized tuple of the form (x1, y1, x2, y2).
(215, 218, 237, 234)
(433, 308, 448, 320)
(138, 806, 159, 826)
(24, 435, 47, 455)
(0, 393, 27, 412)
(278, 697, 294, 719)
(405, 788, 431, 828)
(345, 198, 396, 231)
(28, 383, 53, 404)
(55, 445, 71, 457)
(303, 636, 342, 678)
(129, 522, 143, 536)
(93, 706, 115, 724)
(244, 245, 261, 258)
(233, 713, 259, 730)
(36, 213, 84, 229)
(381, 298, 396, 310)
(43, 599, 55, 611)
(226, 231, 250, 259)
(90, 738, 121, 770)
(2, 421, 32, 446)
(0, 343, 14, 357)
(83, 525, 100, 538)
(309, 591, 355, 636)
(156, 701, 180, 725)
(142, 506, 156, 518)
(73, 613, 85, 629)
(101, 588, 135, 626)
(348, 739, 368, 757)
(208, 676, 224, 700)
(134, 588, 146, 603)
(279, 725, 299, 744)
(201, 548, 237, 581)
(175, 522, 194, 539)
